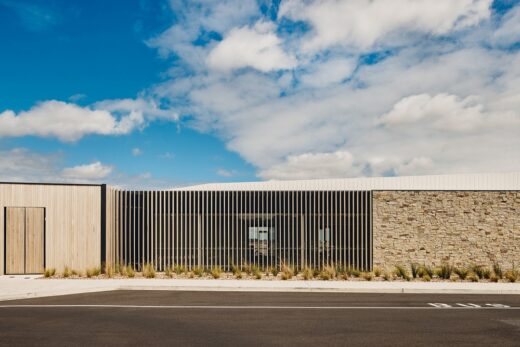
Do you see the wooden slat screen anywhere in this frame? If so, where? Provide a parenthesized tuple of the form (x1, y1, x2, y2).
(105, 190, 372, 271)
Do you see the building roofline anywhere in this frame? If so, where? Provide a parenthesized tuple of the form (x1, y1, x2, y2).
(0, 181, 104, 187)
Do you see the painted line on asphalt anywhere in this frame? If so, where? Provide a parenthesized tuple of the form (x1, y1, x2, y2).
(0, 304, 519, 310)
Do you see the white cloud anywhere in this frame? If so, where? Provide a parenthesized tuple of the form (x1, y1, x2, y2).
(7, 1, 519, 183)
(0, 101, 126, 142)
(147, 0, 259, 71)
(299, 57, 357, 88)
(61, 161, 113, 180)
(493, 5, 520, 47)
(132, 148, 142, 156)
(259, 151, 355, 180)
(380, 93, 519, 132)
(0, 98, 175, 142)
(279, 0, 492, 51)
(216, 168, 239, 177)
(0, 148, 60, 182)
(207, 21, 297, 72)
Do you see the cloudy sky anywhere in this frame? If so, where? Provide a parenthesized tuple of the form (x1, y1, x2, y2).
(0, 0, 519, 187)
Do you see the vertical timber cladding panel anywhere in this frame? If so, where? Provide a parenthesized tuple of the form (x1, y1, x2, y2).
(372, 191, 520, 269)
(25, 207, 45, 274)
(5, 208, 25, 274)
(0, 184, 101, 275)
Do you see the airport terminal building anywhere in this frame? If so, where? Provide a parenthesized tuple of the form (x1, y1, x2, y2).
(1, 172, 519, 275)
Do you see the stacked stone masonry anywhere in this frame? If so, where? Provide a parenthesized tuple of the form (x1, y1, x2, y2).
(373, 191, 520, 269)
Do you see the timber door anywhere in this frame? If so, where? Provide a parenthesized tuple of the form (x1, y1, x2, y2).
(5, 207, 45, 274)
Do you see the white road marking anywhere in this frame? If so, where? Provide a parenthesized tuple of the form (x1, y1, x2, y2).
(486, 303, 510, 308)
(0, 304, 518, 310)
(429, 303, 453, 308)
(456, 303, 481, 308)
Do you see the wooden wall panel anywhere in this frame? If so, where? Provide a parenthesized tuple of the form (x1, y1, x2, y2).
(5, 208, 25, 274)
(25, 207, 45, 274)
(1, 184, 101, 275)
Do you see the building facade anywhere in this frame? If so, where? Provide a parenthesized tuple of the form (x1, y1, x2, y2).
(1, 173, 519, 275)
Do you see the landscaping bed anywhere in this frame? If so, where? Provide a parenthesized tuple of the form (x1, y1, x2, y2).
(40, 263, 520, 283)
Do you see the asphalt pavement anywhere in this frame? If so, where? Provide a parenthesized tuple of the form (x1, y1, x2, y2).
(1, 290, 520, 346)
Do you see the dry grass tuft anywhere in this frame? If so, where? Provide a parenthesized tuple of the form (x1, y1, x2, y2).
(44, 268, 56, 278)
(394, 265, 410, 280)
(86, 267, 101, 278)
(174, 265, 187, 275)
(493, 262, 503, 279)
(281, 263, 294, 280)
(105, 265, 114, 278)
(125, 265, 135, 278)
(164, 266, 173, 278)
(319, 265, 336, 281)
(454, 267, 469, 280)
(62, 266, 71, 278)
(435, 263, 453, 280)
(417, 265, 433, 278)
(362, 272, 374, 281)
(142, 263, 156, 278)
(270, 267, 280, 277)
(252, 267, 262, 279)
(471, 265, 490, 279)
(373, 267, 382, 277)
(411, 263, 419, 279)
(211, 267, 222, 279)
(193, 267, 205, 277)
(505, 270, 518, 283)
(302, 267, 313, 280)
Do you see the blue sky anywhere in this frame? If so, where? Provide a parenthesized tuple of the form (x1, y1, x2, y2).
(0, 0, 519, 187)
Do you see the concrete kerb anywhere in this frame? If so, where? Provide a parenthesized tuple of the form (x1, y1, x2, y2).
(2, 277, 520, 301)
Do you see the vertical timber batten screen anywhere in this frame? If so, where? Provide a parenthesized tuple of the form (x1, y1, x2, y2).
(106, 190, 372, 271)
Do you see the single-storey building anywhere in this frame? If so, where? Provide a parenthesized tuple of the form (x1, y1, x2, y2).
(1, 172, 519, 275)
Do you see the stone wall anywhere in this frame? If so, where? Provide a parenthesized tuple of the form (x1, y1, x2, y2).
(373, 191, 520, 269)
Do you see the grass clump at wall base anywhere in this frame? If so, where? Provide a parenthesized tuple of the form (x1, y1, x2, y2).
(71, 269, 82, 277)
(302, 267, 313, 280)
(417, 265, 433, 278)
(362, 272, 373, 281)
(105, 265, 114, 278)
(410, 263, 419, 279)
(454, 267, 469, 280)
(319, 265, 336, 281)
(164, 266, 173, 278)
(231, 265, 242, 279)
(142, 264, 156, 278)
(382, 272, 391, 281)
(394, 265, 410, 280)
(44, 268, 56, 278)
(252, 267, 262, 279)
(211, 267, 222, 279)
(373, 267, 382, 277)
(422, 274, 431, 282)
(435, 264, 453, 280)
(193, 267, 205, 277)
(281, 264, 294, 280)
(86, 267, 101, 278)
(124, 265, 135, 278)
(505, 270, 519, 283)
(243, 263, 252, 275)
(62, 267, 71, 278)
(174, 265, 187, 275)
(270, 267, 279, 277)
(493, 263, 503, 279)
(467, 273, 479, 282)
(346, 267, 361, 278)
(471, 265, 491, 279)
